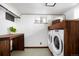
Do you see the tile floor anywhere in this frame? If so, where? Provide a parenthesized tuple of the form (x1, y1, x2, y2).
(11, 48, 52, 56)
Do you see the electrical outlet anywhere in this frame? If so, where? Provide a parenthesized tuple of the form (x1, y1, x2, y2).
(40, 42, 42, 45)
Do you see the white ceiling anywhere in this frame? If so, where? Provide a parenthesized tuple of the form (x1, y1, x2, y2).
(8, 3, 78, 15)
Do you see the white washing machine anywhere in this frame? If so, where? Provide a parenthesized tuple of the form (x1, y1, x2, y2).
(48, 30, 53, 53)
(52, 29, 64, 56)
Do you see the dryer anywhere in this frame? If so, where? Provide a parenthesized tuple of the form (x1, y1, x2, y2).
(52, 29, 64, 56)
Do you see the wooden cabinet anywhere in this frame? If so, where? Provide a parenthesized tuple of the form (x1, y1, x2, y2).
(0, 38, 10, 56)
(0, 33, 24, 56)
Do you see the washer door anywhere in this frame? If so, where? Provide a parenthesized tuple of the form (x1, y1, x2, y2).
(48, 31, 52, 45)
(48, 34, 52, 43)
(52, 33, 63, 55)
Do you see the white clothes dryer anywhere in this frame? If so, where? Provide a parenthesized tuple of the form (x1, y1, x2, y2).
(52, 30, 64, 56)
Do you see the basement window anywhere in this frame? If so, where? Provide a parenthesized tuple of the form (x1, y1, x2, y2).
(6, 12, 15, 22)
(34, 16, 48, 24)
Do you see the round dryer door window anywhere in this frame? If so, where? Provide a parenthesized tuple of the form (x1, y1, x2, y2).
(52, 33, 63, 56)
(54, 36, 60, 50)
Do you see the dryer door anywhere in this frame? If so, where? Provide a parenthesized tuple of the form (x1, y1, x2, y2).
(52, 33, 63, 56)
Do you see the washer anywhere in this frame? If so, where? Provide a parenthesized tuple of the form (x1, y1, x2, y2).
(52, 29, 64, 56)
(48, 30, 53, 53)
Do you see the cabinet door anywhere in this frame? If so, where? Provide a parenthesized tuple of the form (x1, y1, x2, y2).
(0, 42, 2, 55)
(13, 35, 24, 50)
(0, 40, 10, 56)
(12, 38, 18, 50)
(17, 35, 24, 50)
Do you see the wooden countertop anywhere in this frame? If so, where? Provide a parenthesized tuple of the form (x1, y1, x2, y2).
(48, 20, 79, 30)
(48, 21, 65, 30)
(0, 33, 24, 40)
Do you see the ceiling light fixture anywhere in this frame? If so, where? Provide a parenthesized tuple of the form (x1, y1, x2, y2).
(45, 3, 56, 7)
